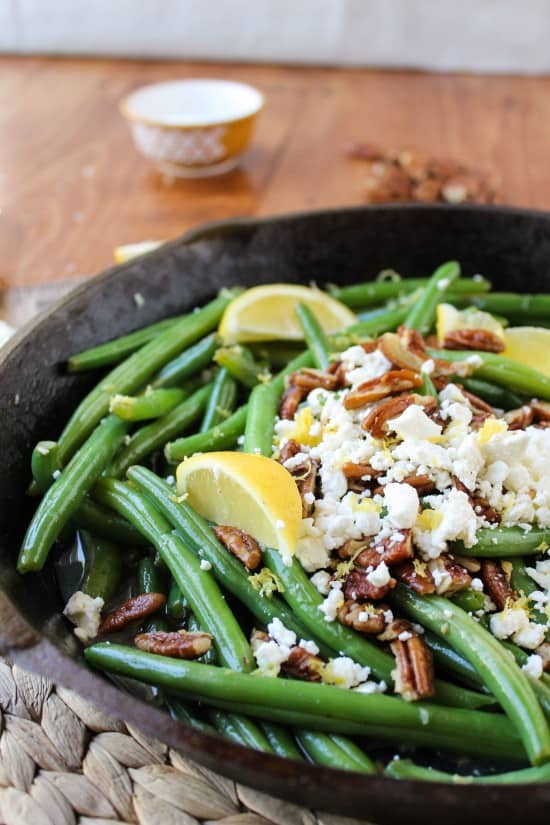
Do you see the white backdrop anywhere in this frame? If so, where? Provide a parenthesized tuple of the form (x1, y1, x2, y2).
(2, 0, 550, 73)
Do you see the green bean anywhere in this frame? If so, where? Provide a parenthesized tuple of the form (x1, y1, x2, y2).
(214, 346, 271, 388)
(109, 388, 187, 421)
(260, 723, 303, 760)
(429, 348, 550, 401)
(165, 404, 248, 463)
(200, 368, 238, 432)
(58, 290, 239, 464)
(67, 316, 185, 372)
(263, 550, 493, 711)
(31, 441, 62, 494)
(109, 385, 211, 477)
(153, 334, 218, 388)
(138, 557, 165, 595)
(419, 372, 438, 398)
(422, 631, 484, 691)
(80, 532, 122, 604)
(451, 589, 485, 613)
(297, 730, 374, 773)
(295, 303, 331, 370)
(330, 276, 489, 309)
(385, 757, 550, 784)
(404, 262, 461, 335)
(126, 467, 334, 659)
(208, 709, 272, 752)
(167, 579, 188, 621)
(93, 478, 253, 673)
(391, 585, 550, 765)
(84, 645, 524, 762)
(347, 306, 409, 337)
(18, 416, 128, 573)
(242, 383, 278, 457)
(166, 697, 217, 736)
(248, 342, 306, 370)
(455, 377, 524, 409)
(451, 526, 550, 557)
(453, 293, 550, 320)
(497, 638, 550, 721)
(74, 497, 150, 547)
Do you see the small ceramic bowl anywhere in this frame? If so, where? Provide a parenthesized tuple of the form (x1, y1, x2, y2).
(120, 78, 264, 178)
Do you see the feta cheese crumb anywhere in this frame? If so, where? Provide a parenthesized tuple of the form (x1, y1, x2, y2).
(526, 560, 550, 592)
(490, 607, 546, 650)
(420, 359, 435, 375)
(398, 631, 413, 642)
(319, 581, 344, 622)
(64, 591, 104, 642)
(299, 639, 320, 655)
(522, 654, 543, 680)
(310, 570, 332, 595)
(384, 482, 420, 529)
(267, 618, 297, 648)
(471, 578, 484, 592)
(254, 640, 290, 677)
(52, 469, 61, 480)
(199, 559, 212, 571)
(323, 656, 370, 689)
(367, 561, 391, 588)
(388, 405, 442, 442)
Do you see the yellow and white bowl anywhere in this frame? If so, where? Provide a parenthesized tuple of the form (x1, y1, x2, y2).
(120, 79, 264, 178)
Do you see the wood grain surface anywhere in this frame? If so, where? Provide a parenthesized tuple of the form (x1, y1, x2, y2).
(2, 56, 550, 286)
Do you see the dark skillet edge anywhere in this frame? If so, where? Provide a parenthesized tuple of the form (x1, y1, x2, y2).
(1, 203, 550, 823)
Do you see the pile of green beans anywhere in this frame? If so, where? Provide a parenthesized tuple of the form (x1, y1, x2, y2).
(19, 267, 550, 781)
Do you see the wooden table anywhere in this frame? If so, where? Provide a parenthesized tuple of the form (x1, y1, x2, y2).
(2, 56, 550, 287)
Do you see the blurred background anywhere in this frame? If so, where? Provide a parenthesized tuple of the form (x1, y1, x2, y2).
(1, 0, 550, 332)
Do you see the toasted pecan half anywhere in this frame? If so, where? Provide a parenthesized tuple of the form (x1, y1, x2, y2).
(381, 620, 435, 702)
(134, 629, 212, 658)
(293, 368, 341, 392)
(343, 567, 395, 602)
(281, 646, 324, 682)
(279, 384, 304, 420)
(344, 369, 423, 410)
(98, 592, 166, 635)
(214, 525, 262, 571)
(337, 600, 387, 635)
(393, 561, 436, 594)
(480, 560, 516, 610)
(357, 530, 414, 568)
(443, 329, 505, 353)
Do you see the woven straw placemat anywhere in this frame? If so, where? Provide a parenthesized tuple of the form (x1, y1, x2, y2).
(0, 657, 373, 825)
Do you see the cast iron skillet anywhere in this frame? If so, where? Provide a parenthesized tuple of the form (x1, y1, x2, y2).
(1, 204, 550, 824)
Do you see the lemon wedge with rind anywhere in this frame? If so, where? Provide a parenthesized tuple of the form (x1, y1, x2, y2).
(503, 327, 550, 378)
(113, 241, 163, 264)
(436, 303, 505, 344)
(218, 284, 357, 345)
(176, 452, 302, 564)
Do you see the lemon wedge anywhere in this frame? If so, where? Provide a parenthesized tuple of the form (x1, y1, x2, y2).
(176, 451, 302, 564)
(113, 241, 164, 264)
(436, 303, 504, 344)
(218, 284, 357, 345)
(503, 327, 550, 378)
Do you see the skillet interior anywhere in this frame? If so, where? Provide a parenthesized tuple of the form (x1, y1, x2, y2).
(1, 204, 550, 824)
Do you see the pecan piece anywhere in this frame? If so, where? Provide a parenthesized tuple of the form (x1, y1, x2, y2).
(531, 400, 550, 422)
(443, 329, 505, 353)
(338, 600, 387, 634)
(279, 438, 301, 463)
(453, 476, 500, 524)
(341, 461, 382, 481)
(391, 632, 435, 702)
(429, 556, 472, 594)
(460, 388, 495, 415)
(337, 537, 370, 560)
(214, 525, 262, 571)
(393, 560, 436, 594)
(344, 369, 422, 410)
(362, 393, 435, 438)
(282, 452, 318, 518)
(99, 592, 166, 635)
(451, 553, 481, 573)
(135, 629, 212, 659)
(480, 560, 516, 610)
(504, 405, 535, 430)
(293, 368, 341, 391)
(536, 642, 550, 674)
(358, 530, 414, 567)
(401, 474, 436, 496)
(281, 646, 324, 682)
(363, 161, 413, 203)
(343, 567, 395, 602)
(279, 384, 304, 420)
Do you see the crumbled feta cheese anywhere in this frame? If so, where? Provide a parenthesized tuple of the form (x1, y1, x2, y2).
(388, 405, 442, 442)
(310, 570, 332, 595)
(420, 359, 435, 375)
(522, 654, 544, 680)
(296, 518, 331, 572)
(267, 618, 296, 648)
(339, 345, 392, 388)
(398, 631, 413, 642)
(319, 581, 344, 622)
(490, 606, 546, 650)
(64, 591, 104, 643)
(322, 657, 370, 689)
(471, 577, 484, 592)
(254, 640, 290, 677)
(367, 561, 391, 588)
(414, 488, 477, 558)
(299, 639, 320, 655)
(384, 482, 420, 529)
(354, 679, 387, 694)
(199, 559, 212, 571)
(526, 560, 550, 592)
